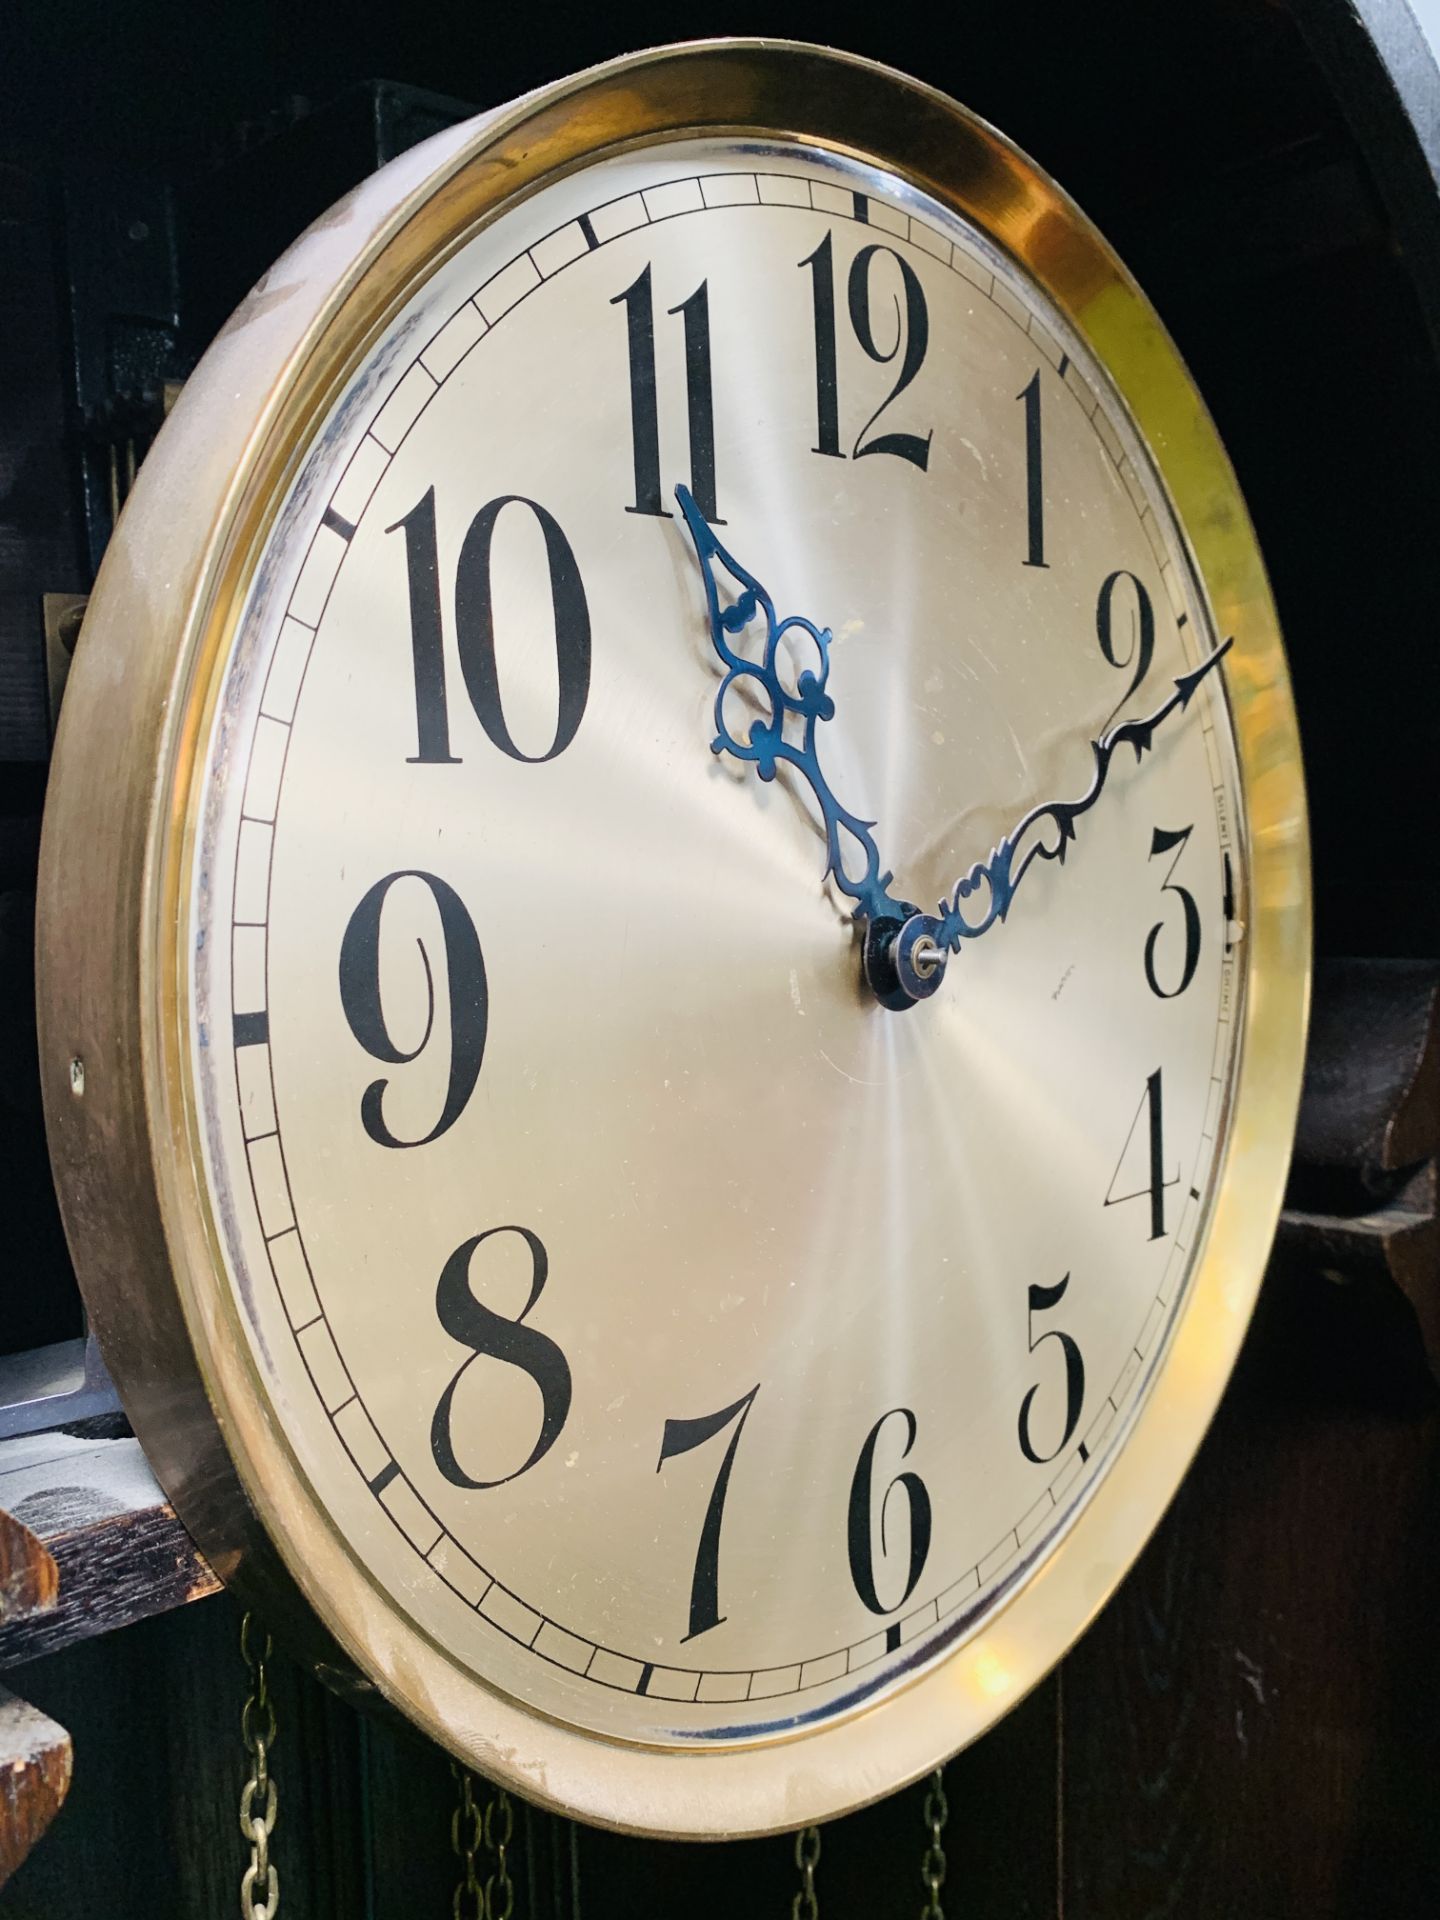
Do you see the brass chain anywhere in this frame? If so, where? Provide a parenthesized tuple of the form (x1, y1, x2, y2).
(792, 1824, 821, 1920)
(451, 1764, 516, 1920)
(483, 1783, 516, 1920)
(450, 1763, 485, 1920)
(920, 1768, 948, 1920)
(238, 1612, 279, 1920)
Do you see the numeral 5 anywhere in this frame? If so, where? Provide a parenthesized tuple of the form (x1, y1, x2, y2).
(1018, 1274, 1085, 1465)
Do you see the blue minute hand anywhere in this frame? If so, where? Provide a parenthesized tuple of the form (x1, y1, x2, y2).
(931, 637, 1235, 954)
(675, 483, 1233, 1011)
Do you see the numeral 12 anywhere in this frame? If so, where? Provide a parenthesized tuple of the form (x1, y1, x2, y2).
(799, 233, 933, 469)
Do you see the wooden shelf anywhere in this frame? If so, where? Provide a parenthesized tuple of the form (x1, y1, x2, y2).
(0, 1424, 217, 1671)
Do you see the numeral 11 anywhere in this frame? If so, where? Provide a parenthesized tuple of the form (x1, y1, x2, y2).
(612, 264, 719, 522)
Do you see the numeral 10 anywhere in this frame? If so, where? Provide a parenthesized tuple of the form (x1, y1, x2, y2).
(389, 489, 592, 766)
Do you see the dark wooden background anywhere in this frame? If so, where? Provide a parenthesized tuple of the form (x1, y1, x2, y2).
(3, 1, 1438, 1912)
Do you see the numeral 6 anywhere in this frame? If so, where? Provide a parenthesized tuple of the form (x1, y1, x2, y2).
(847, 1406, 933, 1617)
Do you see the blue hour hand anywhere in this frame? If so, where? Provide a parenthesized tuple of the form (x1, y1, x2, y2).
(675, 484, 915, 945)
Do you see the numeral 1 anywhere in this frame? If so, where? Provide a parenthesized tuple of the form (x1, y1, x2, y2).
(612, 265, 719, 521)
(657, 1385, 759, 1641)
(799, 233, 843, 458)
(1017, 370, 1047, 568)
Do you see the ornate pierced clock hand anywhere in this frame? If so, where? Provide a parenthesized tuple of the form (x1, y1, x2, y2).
(676, 484, 1233, 1010)
(675, 484, 915, 933)
(928, 639, 1236, 945)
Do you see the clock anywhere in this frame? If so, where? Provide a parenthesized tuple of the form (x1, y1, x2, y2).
(35, 40, 1309, 1836)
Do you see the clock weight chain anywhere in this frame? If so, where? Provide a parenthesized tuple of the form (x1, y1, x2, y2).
(920, 1770, 949, 1919)
(237, 1613, 280, 1920)
(450, 1762, 515, 1920)
(792, 1824, 821, 1920)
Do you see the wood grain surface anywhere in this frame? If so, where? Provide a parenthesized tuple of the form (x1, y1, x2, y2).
(0, 1429, 217, 1669)
(0, 1687, 71, 1891)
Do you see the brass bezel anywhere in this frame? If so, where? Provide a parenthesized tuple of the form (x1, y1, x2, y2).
(36, 40, 1310, 1837)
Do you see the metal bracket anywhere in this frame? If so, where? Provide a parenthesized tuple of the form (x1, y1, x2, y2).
(41, 593, 87, 734)
(0, 1335, 121, 1443)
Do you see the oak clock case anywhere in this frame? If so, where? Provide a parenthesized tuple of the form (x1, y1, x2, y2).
(35, 41, 1309, 1837)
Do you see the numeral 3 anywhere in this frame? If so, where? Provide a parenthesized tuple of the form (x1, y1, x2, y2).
(1145, 824, 1201, 998)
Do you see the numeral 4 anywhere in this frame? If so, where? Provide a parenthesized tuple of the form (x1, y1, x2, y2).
(1105, 1067, 1179, 1240)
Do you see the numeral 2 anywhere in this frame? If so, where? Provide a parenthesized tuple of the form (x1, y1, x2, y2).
(1096, 569, 1154, 719)
(613, 264, 719, 521)
(799, 233, 932, 469)
(657, 1385, 759, 1641)
(430, 1227, 572, 1489)
(1105, 1068, 1179, 1240)
(389, 489, 591, 766)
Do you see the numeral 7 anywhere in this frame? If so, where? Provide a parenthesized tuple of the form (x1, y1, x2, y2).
(656, 1384, 759, 1642)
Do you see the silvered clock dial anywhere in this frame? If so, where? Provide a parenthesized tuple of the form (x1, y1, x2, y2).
(36, 41, 1309, 1836)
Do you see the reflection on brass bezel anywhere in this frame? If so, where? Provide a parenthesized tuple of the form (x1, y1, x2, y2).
(36, 39, 1310, 1837)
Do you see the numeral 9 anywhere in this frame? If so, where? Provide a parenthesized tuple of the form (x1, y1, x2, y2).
(338, 869, 488, 1148)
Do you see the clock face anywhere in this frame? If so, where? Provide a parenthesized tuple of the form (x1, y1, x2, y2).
(190, 131, 1247, 1751)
